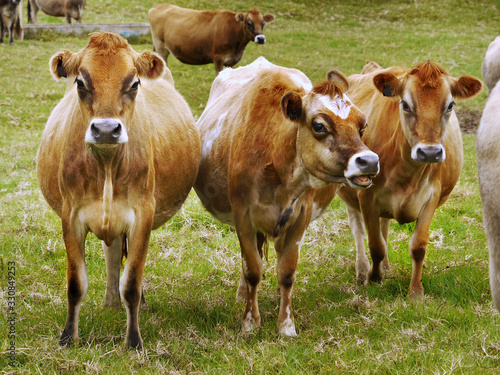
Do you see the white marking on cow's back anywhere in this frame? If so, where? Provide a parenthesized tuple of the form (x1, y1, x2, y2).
(201, 112, 227, 159)
(319, 94, 353, 120)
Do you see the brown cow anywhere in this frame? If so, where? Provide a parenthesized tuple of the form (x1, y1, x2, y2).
(194, 57, 379, 336)
(28, 0, 85, 24)
(148, 4, 275, 75)
(0, 0, 23, 45)
(332, 61, 482, 298)
(36, 32, 201, 349)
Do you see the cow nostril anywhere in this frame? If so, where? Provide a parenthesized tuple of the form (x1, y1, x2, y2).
(112, 124, 122, 138)
(356, 156, 369, 168)
(90, 123, 100, 138)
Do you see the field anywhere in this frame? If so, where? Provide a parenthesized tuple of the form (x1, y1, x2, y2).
(1, 0, 500, 373)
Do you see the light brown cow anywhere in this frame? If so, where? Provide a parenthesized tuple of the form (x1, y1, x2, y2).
(477, 68, 500, 313)
(148, 4, 275, 75)
(333, 61, 482, 298)
(36, 32, 201, 349)
(194, 57, 379, 336)
(0, 0, 23, 45)
(28, 0, 85, 24)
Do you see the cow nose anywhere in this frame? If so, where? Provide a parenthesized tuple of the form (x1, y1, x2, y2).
(414, 144, 446, 163)
(354, 151, 380, 175)
(85, 118, 128, 145)
(254, 34, 266, 44)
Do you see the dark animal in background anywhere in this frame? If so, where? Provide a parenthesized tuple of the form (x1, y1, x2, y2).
(477, 39, 500, 314)
(194, 57, 379, 336)
(36, 32, 201, 349)
(336, 61, 482, 298)
(28, 0, 85, 24)
(149, 4, 275, 75)
(0, 0, 23, 45)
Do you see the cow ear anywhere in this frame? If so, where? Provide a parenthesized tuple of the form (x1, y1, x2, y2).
(49, 50, 79, 80)
(235, 13, 245, 22)
(373, 72, 401, 99)
(327, 70, 349, 93)
(263, 14, 275, 23)
(449, 75, 483, 100)
(136, 50, 166, 80)
(282, 92, 303, 121)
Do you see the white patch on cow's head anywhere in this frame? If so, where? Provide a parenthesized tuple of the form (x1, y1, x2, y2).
(318, 94, 353, 120)
(201, 112, 227, 159)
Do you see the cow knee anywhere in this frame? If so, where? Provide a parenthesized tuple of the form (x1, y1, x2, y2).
(410, 246, 426, 263)
(244, 270, 261, 288)
(279, 271, 296, 290)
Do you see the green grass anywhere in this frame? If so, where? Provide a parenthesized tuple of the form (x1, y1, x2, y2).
(1, 0, 500, 373)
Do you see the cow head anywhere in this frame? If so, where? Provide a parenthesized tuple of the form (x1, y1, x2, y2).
(281, 70, 379, 189)
(49, 32, 166, 150)
(236, 8, 275, 45)
(373, 61, 482, 163)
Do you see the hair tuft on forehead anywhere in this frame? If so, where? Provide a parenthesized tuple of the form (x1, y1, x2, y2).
(409, 61, 447, 89)
(312, 80, 345, 98)
(87, 31, 130, 51)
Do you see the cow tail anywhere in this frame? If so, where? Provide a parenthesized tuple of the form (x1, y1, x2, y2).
(15, 14, 23, 39)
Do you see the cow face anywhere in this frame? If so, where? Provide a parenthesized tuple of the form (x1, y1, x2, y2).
(49, 32, 165, 149)
(235, 8, 275, 45)
(282, 70, 379, 189)
(373, 62, 482, 164)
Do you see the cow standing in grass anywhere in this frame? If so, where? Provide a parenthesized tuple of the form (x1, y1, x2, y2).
(148, 4, 275, 75)
(477, 62, 500, 313)
(195, 57, 379, 336)
(28, 0, 85, 24)
(36, 32, 201, 349)
(335, 61, 482, 298)
(0, 0, 23, 45)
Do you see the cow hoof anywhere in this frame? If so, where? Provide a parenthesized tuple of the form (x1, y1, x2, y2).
(126, 333, 143, 350)
(103, 296, 121, 310)
(356, 273, 368, 286)
(59, 329, 74, 347)
(408, 286, 424, 300)
(241, 312, 259, 334)
(278, 318, 297, 338)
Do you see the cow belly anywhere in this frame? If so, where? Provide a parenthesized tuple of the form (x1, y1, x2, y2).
(377, 186, 434, 225)
(78, 201, 135, 245)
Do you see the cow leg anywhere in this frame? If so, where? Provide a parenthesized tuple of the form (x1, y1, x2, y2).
(345, 204, 370, 285)
(274, 207, 311, 337)
(119, 208, 154, 349)
(380, 218, 391, 273)
(236, 232, 265, 301)
(408, 193, 439, 299)
(60, 210, 88, 346)
(214, 60, 224, 76)
(29, 0, 39, 24)
(360, 199, 386, 282)
(0, 17, 4, 44)
(234, 213, 262, 334)
(103, 237, 123, 309)
(151, 38, 170, 65)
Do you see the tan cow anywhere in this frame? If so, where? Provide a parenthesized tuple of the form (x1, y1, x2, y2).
(148, 4, 275, 75)
(477, 70, 500, 313)
(482, 36, 500, 95)
(334, 61, 482, 298)
(195, 57, 379, 336)
(36, 32, 201, 349)
(0, 0, 23, 45)
(28, 0, 85, 24)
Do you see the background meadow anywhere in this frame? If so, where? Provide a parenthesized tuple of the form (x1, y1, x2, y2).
(1, 0, 500, 373)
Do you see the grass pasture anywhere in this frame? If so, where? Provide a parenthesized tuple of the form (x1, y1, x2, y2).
(1, 0, 500, 373)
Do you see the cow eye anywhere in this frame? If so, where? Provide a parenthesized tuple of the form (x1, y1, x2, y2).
(446, 101, 455, 113)
(401, 100, 411, 113)
(312, 121, 327, 133)
(247, 20, 253, 28)
(75, 78, 86, 90)
(360, 123, 368, 137)
(130, 80, 140, 92)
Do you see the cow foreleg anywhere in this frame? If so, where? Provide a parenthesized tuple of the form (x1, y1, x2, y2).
(360, 200, 387, 283)
(234, 213, 262, 334)
(60, 211, 88, 347)
(119, 208, 154, 349)
(274, 206, 311, 337)
(103, 237, 123, 309)
(408, 193, 439, 299)
(345, 204, 370, 285)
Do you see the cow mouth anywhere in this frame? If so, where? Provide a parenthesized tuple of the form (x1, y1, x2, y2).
(346, 175, 374, 189)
